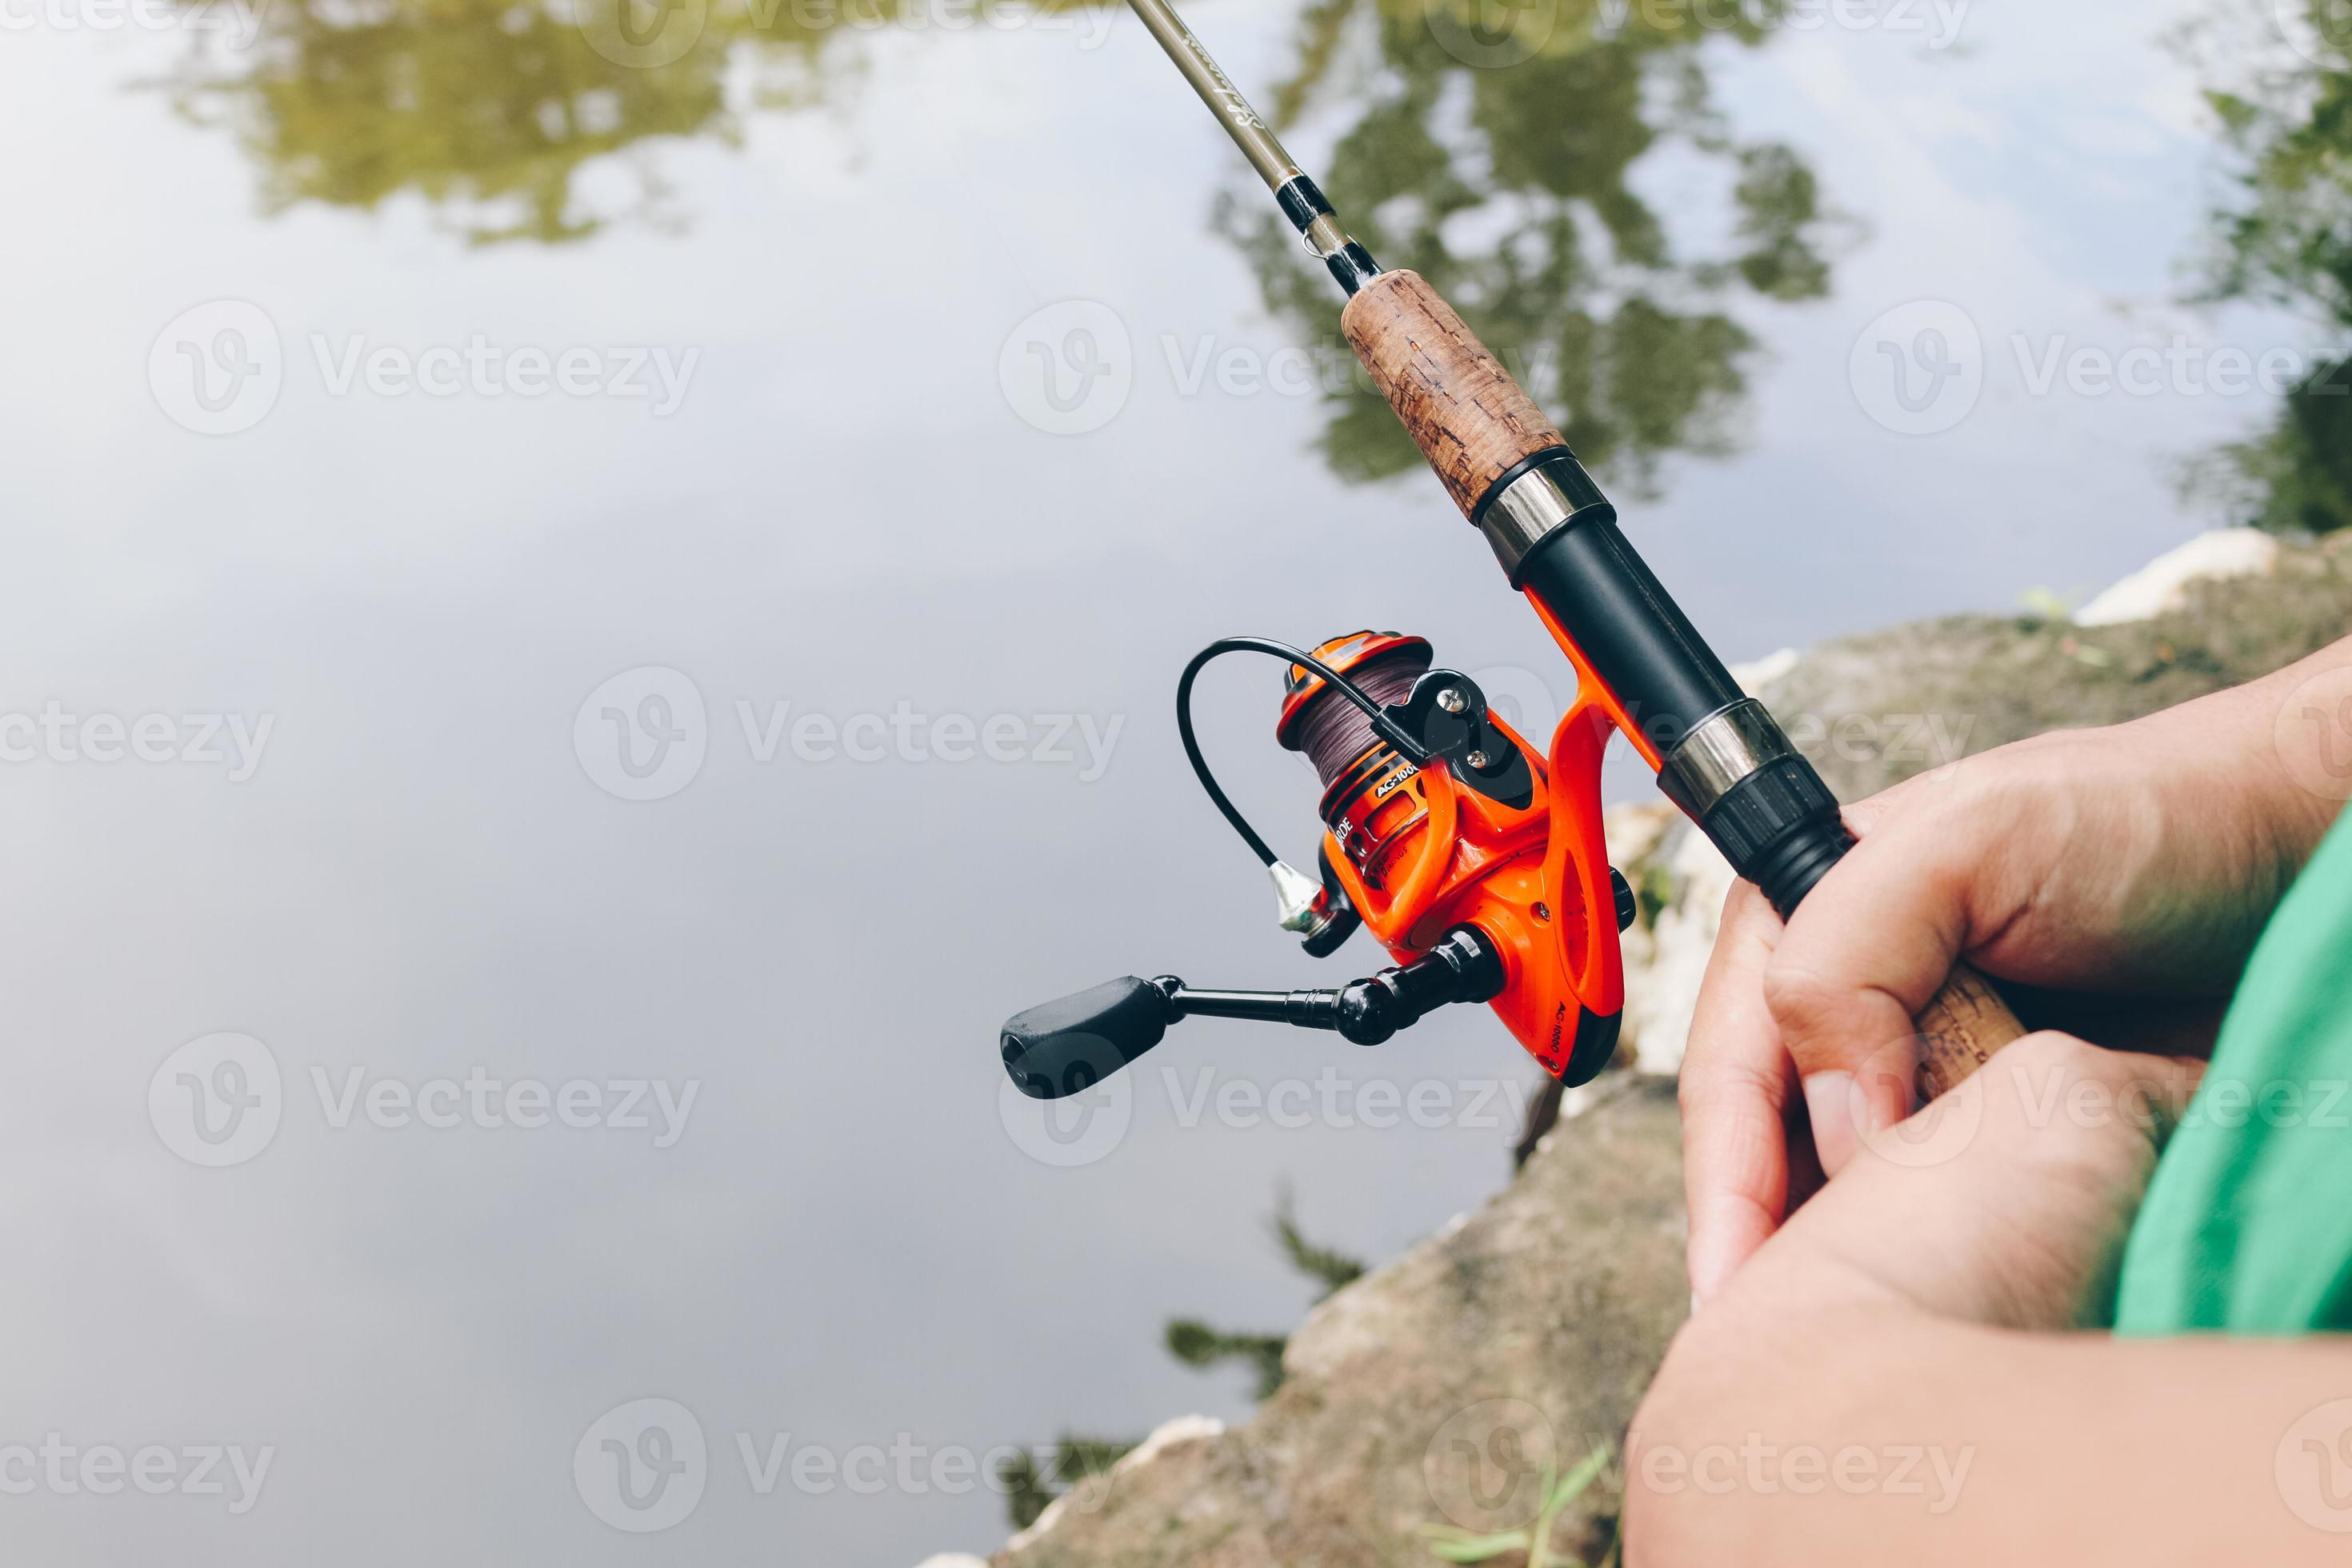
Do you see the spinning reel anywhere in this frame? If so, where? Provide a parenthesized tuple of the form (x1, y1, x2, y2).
(1000, 631, 1638, 1102)
(998, 0, 2025, 1111)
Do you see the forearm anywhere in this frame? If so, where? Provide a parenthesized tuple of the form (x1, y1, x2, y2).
(1630, 1272, 2352, 1565)
(2132, 635, 2352, 914)
(1949, 635, 2352, 994)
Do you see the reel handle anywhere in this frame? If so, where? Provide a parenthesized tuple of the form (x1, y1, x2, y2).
(1000, 977, 1175, 1102)
(1001, 930, 1508, 1100)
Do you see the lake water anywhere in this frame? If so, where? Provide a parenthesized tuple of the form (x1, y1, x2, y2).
(0, 0, 2322, 1560)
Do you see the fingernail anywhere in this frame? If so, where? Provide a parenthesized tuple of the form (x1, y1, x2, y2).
(1689, 1291, 1702, 1318)
(1804, 1070, 1859, 1170)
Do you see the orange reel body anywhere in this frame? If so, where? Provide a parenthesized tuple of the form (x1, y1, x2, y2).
(1278, 633, 1630, 1084)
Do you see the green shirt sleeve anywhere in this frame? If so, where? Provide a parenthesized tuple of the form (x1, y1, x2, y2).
(2114, 802, 2352, 1335)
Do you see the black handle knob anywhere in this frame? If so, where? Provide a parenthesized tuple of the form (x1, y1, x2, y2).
(1000, 977, 1176, 1101)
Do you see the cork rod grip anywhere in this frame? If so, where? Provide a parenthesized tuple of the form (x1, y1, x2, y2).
(1340, 270, 1565, 519)
(1915, 962, 2028, 1099)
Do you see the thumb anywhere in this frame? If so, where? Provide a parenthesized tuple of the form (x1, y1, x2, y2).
(1762, 805, 2011, 1175)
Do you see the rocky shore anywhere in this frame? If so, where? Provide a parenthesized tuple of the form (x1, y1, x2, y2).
(945, 530, 2352, 1568)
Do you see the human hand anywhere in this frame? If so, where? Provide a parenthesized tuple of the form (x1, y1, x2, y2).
(1682, 652, 2344, 1306)
(1630, 1033, 2352, 1568)
(1732, 1032, 2204, 1330)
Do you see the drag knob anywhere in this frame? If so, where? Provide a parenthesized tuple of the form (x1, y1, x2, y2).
(1611, 867, 1638, 932)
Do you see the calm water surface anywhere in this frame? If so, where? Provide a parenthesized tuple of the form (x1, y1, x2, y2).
(0, 0, 2312, 1559)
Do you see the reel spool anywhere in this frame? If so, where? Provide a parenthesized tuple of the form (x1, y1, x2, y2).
(1277, 631, 1630, 1083)
(1000, 629, 1636, 1102)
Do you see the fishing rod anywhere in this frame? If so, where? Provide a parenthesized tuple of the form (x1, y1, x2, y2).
(1001, 0, 2023, 1105)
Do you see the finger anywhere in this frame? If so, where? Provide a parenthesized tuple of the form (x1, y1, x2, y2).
(1682, 881, 1798, 1306)
(1763, 802, 2026, 1176)
(1768, 1034, 2210, 1330)
(1913, 1034, 2208, 1326)
(1971, 1034, 2210, 1155)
